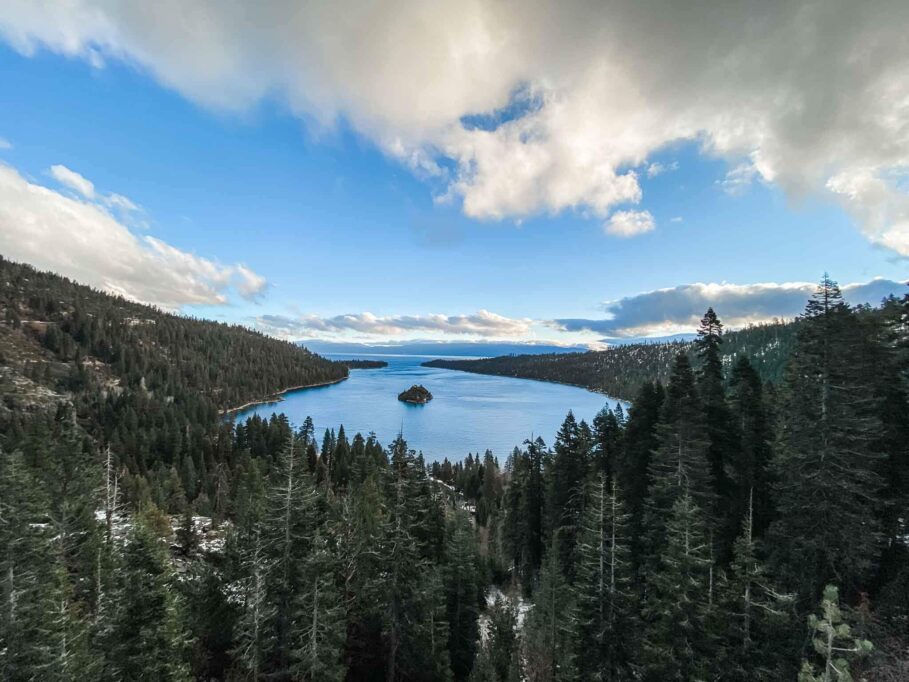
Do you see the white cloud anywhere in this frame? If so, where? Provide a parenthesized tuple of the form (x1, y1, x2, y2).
(550, 278, 908, 338)
(50, 163, 95, 199)
(256, 310, 533, 340)
(105, 192, 139, 212)
(826, 168, 909, 254)
(0, 162, 266, 309)
(647, 161, 678, 178)
(0, 137, 11, 150)
(234, 264, 268, 300)
(604, 210, 655, 238)
(3, 2, 909, 252)
(719, 162, 759, 196)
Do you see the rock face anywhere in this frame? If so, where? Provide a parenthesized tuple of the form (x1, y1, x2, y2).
(398, 384, 433, 404)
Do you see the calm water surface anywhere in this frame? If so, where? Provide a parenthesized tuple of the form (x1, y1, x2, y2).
(232, 354, 626, 461)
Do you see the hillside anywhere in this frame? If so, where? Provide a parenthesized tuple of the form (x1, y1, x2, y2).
(424, 320, 799, 401)
(0, 256, 346, 459)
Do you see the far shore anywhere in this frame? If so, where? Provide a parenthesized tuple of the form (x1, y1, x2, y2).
(220, 375, 348, 416)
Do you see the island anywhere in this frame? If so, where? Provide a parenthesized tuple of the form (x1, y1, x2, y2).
(398, 384, 433, 404)
(341, 359, 389, 369)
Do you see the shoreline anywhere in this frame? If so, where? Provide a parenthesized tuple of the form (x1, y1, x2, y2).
(422, 362, 630, 402)
(220, 375, 348, 416)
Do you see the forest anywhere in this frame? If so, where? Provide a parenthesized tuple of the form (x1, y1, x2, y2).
(424, 320, 798, 401)
(1, 268, 908, 680)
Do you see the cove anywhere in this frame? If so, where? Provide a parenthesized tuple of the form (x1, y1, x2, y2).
(231, 354, 627, 461)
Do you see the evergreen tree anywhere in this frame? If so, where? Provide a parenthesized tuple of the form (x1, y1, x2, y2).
(545, 412, 590, 583)
(445, 515, 482, 680)
(331, 424, 352, 490)
(522, 542, 577, 682)
(485, 594, 518, 682)
(642, 354, 712, 575)
(573, 475, 635, 681)
(262, 436, 320, 676)
(592, 405, 624, 484)
(718, 489, 795, 679)
(617, 381, 663, 575)
(798, 585, 873, 682)
(109, 520, 189, 681)
(727, 355, 774, 539)
(291, 530, 346, 681)
(640, 493, 711, 681)
(769, 276, 884, 601)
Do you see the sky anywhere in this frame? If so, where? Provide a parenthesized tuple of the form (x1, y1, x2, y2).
(0, 1, 906, 347)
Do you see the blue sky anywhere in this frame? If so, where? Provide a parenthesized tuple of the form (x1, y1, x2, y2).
(0, 3, 906, 345)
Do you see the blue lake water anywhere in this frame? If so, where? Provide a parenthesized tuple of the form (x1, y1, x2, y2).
(231, 354, 627, 461)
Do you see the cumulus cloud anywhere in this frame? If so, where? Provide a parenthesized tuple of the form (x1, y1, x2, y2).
(3, 2, 909, 251)
(50, 164, 95, 199)
(550, 278, 908, 338)
(256, 310, 533, 340)
(604, 210, 655, 238)
(0, 162, 266, 309)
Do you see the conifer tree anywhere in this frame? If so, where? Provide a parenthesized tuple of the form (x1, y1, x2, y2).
(483, 594, 518, 682)
(573, 475, 635, 681)
(592, 405, 624, 484)
(291, 530, 346, 681)
(109, 520, 189, 681)
(642, 354, 712, 574)
(718, 489, 794, 679)
(331, 424, 352, 490)
(445, 515, 482, 680)
(522, 542, 577, 682)
(262, 436, 320, 675)
(798, 585, 873, 682)
(770, 276, 884, 601)
(546, 412, 591, 583)
(641, 493, 711, 681)
(695, 308, 737, 517)
(726, 355, 774, 539)
(617, 381, 663, 575)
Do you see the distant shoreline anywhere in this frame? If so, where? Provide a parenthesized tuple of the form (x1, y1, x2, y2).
(220, 376, 348, 416)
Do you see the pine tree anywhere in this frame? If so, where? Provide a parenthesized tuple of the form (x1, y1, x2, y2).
(769, 276, 884, 601)
(592, 405, 624, 484)
(331, 424, 352, 490)
(546, 412, 591, 583)
(445, 514, 482, 680)
(726, 355, 774, 539)
(573, 475, 635, 681)
(641, 493, 711, 681)
(262, 435, 320, 676)
(1, 450, 90, 679)
(642, 354, 712, 574)
(798, 585, 873, 682)
(523, 542, 577, 682)
(109, 520, 189, 680)
(718, 489, 794, 679)
(291, 530, 346, 681)
(617, 381, 663, 576)
(231, 524, 273, 679)
(488, 594, 518, 681)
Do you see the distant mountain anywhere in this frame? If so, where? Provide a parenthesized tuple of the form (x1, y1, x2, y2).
(299, 339, 594, 358)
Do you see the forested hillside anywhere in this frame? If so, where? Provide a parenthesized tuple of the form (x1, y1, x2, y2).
(1, 272, 907, 680)
(0, 255, 346, 503)
(425, 320, 798, 400)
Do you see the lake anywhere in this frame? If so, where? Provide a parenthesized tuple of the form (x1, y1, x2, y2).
(231, 354, 627, 461)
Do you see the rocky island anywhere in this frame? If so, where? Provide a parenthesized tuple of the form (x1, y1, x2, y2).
(398, 384, 433, 404)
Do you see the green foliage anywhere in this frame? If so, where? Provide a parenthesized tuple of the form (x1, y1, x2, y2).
(798, 585, 873, 682)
